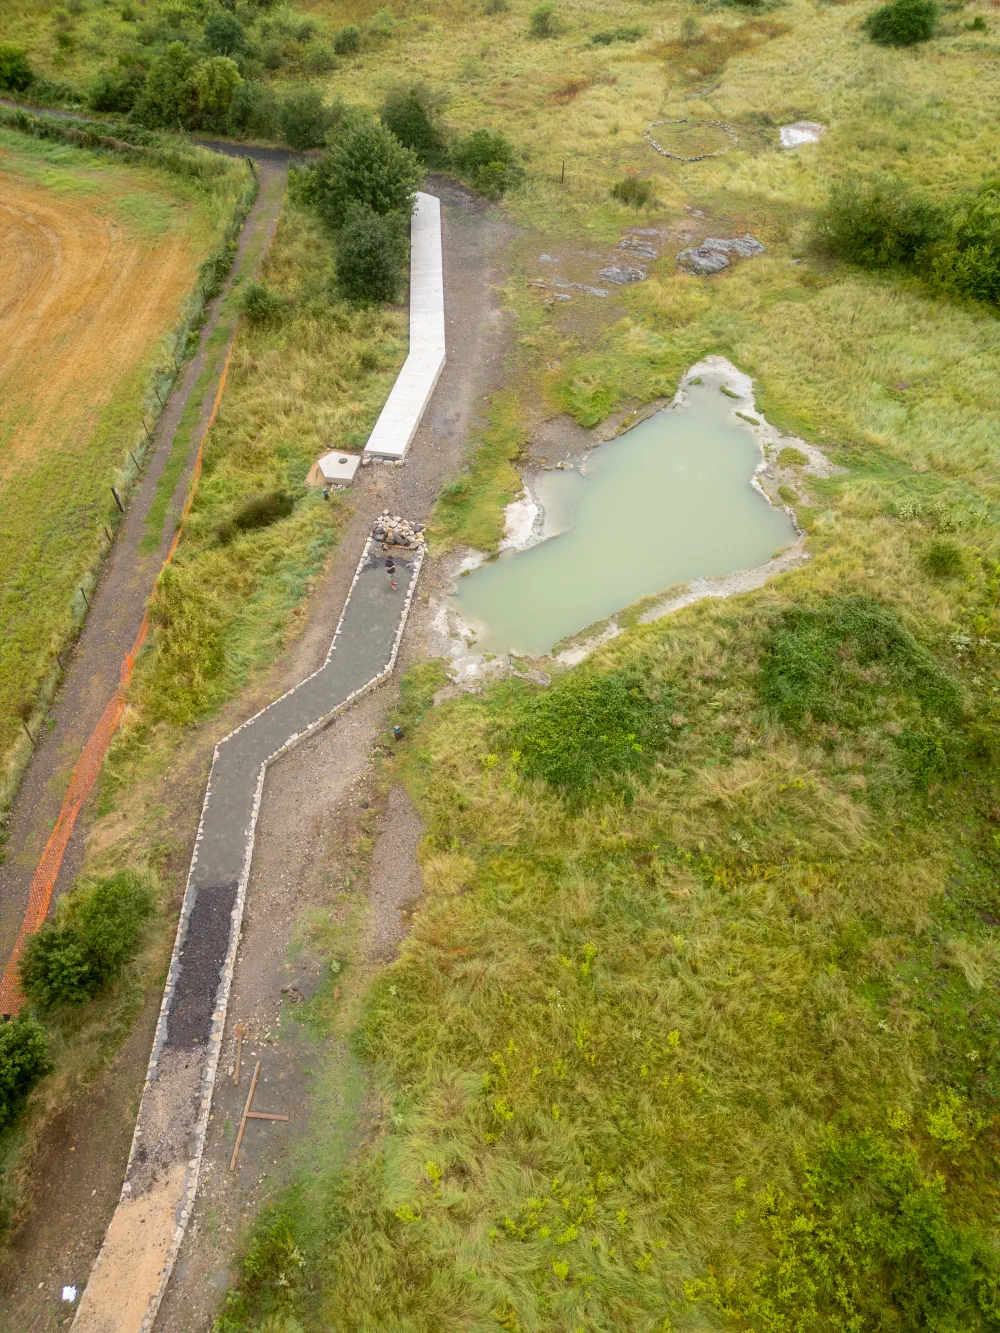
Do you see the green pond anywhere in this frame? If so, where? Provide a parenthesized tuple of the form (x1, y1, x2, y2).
(453, 384, 798, 657)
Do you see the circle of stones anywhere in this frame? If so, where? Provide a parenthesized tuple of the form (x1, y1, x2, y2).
(643, 118, 739, 162)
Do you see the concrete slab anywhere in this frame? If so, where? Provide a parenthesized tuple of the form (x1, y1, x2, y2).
(316, 451, 361, 486)
(364, 191, 446, 462)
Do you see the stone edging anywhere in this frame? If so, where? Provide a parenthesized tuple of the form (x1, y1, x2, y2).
(74, 536, 423, 1333)
(643, 118, 738, 162)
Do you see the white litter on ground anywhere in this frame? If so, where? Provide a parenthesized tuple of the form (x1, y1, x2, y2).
(779, 120, 827, 148)
(62, 1286, 78, 1302)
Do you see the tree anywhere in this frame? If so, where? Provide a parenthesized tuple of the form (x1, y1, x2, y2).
(203, 12, 248, 57)
(226, 78, 278, 138)
(335, 204, 403, 305)
(0, 1018, 50, 1131)
(278, 88, 335, 150)
(88, 63, 147, 113)
(380, 84, 446, 164)
(314, 120, 420, 229)
(0, 44, 34, 93)
(191, 55, 242, 126)
(131, 40, 197, 128)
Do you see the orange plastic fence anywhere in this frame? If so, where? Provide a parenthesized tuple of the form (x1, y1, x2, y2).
(0, 230, 257, 1016)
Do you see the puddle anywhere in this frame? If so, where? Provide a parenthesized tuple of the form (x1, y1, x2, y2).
(452, 381, 799, 658)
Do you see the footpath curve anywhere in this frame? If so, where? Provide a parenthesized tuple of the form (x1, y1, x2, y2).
(73, 192, 445, 1333)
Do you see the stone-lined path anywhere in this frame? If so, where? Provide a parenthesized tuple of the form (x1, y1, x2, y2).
(73, 539, 422, 1333)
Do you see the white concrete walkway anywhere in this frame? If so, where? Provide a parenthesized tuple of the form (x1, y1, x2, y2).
(364, 191, 445, 461)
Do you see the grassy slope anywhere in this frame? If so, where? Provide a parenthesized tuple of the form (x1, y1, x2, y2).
(209, 0, 1000, 1331)
(0, 127, 242, 801)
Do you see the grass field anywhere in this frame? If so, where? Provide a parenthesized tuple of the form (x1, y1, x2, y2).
(184, 0, 1000, 1329)
(0, 127, 246, 807)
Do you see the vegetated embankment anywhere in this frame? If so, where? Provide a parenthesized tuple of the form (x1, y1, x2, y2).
(0, 114, 254, 814)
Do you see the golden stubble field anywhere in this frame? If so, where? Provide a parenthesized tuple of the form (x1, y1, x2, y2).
(0, 131, 216, 793)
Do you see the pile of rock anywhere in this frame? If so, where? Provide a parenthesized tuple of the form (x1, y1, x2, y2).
(676, 233, 766, 276)
(372, 512, 425, 547)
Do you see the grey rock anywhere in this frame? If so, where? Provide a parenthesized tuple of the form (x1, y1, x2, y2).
(701, 234, 766, 257)
(618, 240, 658, 259)
(625, 227, 662, 236)
(598, 264, 647, 285)
(539, 253, 560, 263)
(676, 247, 730, 275)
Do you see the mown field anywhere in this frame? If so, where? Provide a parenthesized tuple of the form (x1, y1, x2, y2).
(190, 0, 1000, 1330)
(0, 126, 247, 807)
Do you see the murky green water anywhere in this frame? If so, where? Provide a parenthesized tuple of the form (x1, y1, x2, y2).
(453, 384, 798, 657)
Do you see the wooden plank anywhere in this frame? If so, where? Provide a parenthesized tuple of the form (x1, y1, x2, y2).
(246, 1111, 290, 1121)
(230, 1059, 260, 1171)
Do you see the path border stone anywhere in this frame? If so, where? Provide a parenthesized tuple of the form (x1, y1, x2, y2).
(364, 192, 445, 461)
(73, 537, 424, 1333)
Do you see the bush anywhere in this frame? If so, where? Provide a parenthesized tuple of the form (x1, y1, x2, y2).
(0, 44, 34, 93)
(304, 42, 336, 73)
(130, 40, 198, 128)
(87, 63, 147, 113)
(191, 56, 242, 127)
(333, 25, 361, 54)
(496, 670, 669, 795)
(0, 1018, 50, 1131)
(484, 0, 510, 12)
(529, 2, 558, 36)
(314, 120, 420, 228)
(240, 280, 283, 322)
(20, 871, 155, 1010)
(227, 78, 278, 137)
(278, 87, 335, 149)
(759, 597, 962, 729)
(864, 0, 937, 43)
(611, 175, 656, 208)
(815, 176, 947, 269)
(217, 491, 295, 544)
(369, 7, 395, 37)
(450, 128, 522, 197)
(590, 24, 645, 43)
(923, 539, 965, 578)
(334, 204, 403, 305)
(203, 12, 248, 57)
(380, 84, 446, 165)
(934, 181, 1000, 308)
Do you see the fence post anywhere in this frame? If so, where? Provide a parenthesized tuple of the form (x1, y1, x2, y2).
(111, 487, 125, 514)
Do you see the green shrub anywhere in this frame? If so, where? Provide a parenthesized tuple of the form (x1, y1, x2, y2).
(815, 176, 947, 269)
(590, 24, 645, 43)
(528, 2, 558, 36)
(484, 0, 510, 12)
(203, 12, 248, 57)
(611, 175, 656, 208)
(0, 44, 35, 93)
(217, 491, 295, 544)
(240, 281, 283, 322)
(696, 1128, 1000, 1332)
(87, 63, 146, 113)
(314, 120, 420, 228)
(369, 7, 396, 37)
(450, 128, 523, 197)
(496, 669, 669, 794)
(864, 0, 937, 43)
(130, 40, 197, 128)
(380, 84, 446, 165)
(304, 42, 336, 73)
(191, 55, 242, 127)
(923, 538, 965, 578)
(0, 1018, 50, 1131)
(333, 24, 361, 54)
(259, 37, 284, 70)
(759, 597, 962, 735)
(20, 871, 155, 1010)
(226, 78, 279, 137)
(278, 87, 335, 149)
(934, 181, 1000, 308)
(335, 204, 403, 305)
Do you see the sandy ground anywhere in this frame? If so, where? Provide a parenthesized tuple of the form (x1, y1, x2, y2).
(0, 175, 515, 1332)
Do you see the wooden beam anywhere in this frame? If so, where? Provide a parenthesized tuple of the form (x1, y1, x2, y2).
(230, 1060, 260, 1171)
